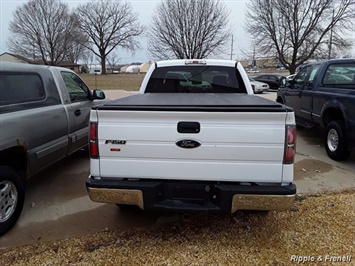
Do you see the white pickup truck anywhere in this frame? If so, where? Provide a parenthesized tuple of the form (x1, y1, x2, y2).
(86, 59, 296, 213)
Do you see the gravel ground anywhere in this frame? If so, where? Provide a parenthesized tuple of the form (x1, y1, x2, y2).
(1, 190, 354, 266)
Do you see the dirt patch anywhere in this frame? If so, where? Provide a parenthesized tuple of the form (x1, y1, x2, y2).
(0, 204, 159, 249)
(294, 158, 333, 180)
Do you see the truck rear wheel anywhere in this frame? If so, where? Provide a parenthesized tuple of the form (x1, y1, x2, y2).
(0, 166, 25, 236)
(325, 121, 351, 161)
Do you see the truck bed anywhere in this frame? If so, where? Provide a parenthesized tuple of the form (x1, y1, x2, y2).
(94, 93, 292, 112)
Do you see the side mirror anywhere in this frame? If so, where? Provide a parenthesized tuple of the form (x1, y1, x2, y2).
(280, 77, 287, 87)
(92, 89, 105, 100)
(280, 77, 296, 88)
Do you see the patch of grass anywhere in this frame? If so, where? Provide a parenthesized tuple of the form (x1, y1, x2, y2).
(2, 190, 354, 266)
(80, 73, 145, 91)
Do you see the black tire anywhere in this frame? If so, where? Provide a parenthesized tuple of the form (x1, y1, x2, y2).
(276, 97, 284, 104)
(0, 165, 25, 236)
(324, 120, 351, 161)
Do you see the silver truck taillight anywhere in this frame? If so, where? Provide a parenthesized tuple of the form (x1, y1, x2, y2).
(284, 125, 296, 164)
(90, 122, 99, 158)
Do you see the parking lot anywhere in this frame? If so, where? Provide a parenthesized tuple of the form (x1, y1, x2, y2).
(0, 91, 354, 249)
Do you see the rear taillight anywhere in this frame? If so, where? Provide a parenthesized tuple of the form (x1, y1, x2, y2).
(284, 125, 296, 164)
(90, 122, 99, 158)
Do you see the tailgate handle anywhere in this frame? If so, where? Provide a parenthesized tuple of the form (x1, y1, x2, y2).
(177, 122, 200, 133)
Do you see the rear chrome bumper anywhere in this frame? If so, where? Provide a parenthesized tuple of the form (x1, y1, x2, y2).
(231, 194, 295, 212)
(88, 188, 144, 209)
(87, 177, 296, 213)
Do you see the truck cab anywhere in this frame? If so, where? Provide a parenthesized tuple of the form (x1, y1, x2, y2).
(0, 62, 106, 236)
(277, 59, 355, 161)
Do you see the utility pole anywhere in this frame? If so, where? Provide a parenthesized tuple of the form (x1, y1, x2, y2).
(230, 34, 234, 60)
(328, 9, 334, 60)
(253, 46, 256, 67)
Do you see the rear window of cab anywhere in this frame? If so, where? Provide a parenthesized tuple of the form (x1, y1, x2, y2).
(0, 73, 45, 105)
(145, 65, 246, 93)
(322, 64, 355, 86)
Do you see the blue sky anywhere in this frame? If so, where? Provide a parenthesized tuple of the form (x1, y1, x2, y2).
(0, 0, 250, 64)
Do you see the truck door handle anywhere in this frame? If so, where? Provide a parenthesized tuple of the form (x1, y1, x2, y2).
(177, 122, 200, 133)
(74, 109, 81, 116)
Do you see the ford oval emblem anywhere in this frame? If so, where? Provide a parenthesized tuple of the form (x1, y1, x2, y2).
(176, 139, 201, 149)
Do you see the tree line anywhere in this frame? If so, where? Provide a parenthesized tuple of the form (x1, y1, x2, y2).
(8, 0, 355, 74)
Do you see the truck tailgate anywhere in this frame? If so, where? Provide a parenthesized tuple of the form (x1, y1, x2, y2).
(94, 94, 292, 183)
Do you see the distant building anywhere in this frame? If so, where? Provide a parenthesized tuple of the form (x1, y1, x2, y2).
(120, 62, 152, 74)
(138, 62, 152, 73)
(125, 65, 140, 73)
(0, 52, 80, 73)
(56, 61, 80, 73)
(0, 52, 33, 64)
(120, 65, 128, 72)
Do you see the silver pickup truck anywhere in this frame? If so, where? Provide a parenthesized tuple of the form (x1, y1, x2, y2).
(0, 62, 106, 236)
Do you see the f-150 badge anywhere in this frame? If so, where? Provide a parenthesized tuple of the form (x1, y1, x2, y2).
(105, 140, 126, 144)
(176, 139, 201, 149)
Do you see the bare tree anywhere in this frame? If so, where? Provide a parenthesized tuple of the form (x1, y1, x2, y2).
(107, 52, 121, 73)
(64, 18, 90, 64)
(245, 0, 355, 73)
(75, 0, 144, 75)
(147, 0, 231, 60)
(65, 40, 89, 64)
(8, 0, 80, 65)
(80, 51, 97, 74)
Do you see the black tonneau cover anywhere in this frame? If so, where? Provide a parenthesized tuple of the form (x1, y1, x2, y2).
(95, 93, 291, 112)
